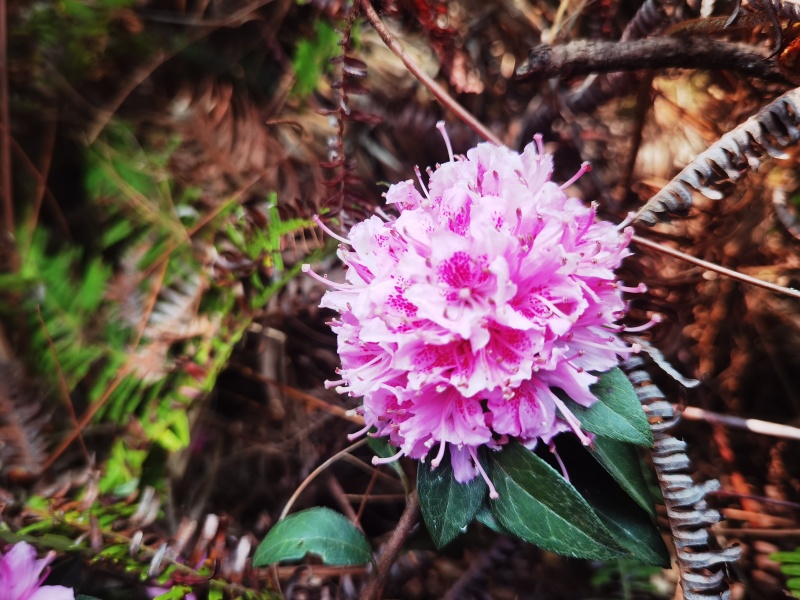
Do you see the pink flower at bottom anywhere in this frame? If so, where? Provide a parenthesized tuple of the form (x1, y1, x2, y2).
(0, 542, 74, 600)
(306, 124, 648, 498)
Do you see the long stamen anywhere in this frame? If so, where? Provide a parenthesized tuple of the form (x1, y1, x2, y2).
(372, 448, 405, 465)
(436, 120, 455, 162)
(620, 314, 663, 333)
(347, 422, 372, 441)
(617, 282, 647, 294)
(616, 211, 637, 230)
(415, 165, 432, 203)
(551, 394, 593, 446)
(313, 215, 351, 245)
(302, 264, 352, 291)
(559, 161, 591, 190)
(431, 439, 448, 468)
(470, 446, 499, 499)
(549, 443, 570, 482)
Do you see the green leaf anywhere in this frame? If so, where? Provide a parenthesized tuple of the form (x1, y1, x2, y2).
(557, 436, 669, 567)
(253, 508, 372, 566)
(560, 367, 652, 446)
(417, 449, 486, 548)
(152, 586, 193, 600)
(786, 577, 800, 592)
(474, 504, 513, 536)
(772, 549, 800, 563)
(590, 436, 656, 519)
(487, 442, 625, 560)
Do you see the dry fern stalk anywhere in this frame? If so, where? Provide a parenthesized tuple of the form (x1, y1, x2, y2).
(622, 356, 742, 599)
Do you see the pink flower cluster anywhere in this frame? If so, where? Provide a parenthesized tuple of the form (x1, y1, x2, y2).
(0, 542, 74, 600)
(306, 125, 641, 498)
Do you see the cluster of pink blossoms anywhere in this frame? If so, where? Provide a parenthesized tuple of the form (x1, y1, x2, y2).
(0, 542, 74, 600)
(305, 124, 643, 498)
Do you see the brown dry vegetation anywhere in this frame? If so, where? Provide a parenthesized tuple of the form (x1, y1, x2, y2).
(1, 0, 800, 598)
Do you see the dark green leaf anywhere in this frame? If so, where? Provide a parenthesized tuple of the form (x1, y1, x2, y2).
(590, 436, 656, 519)
(253, 508, 372, 567)
(487, 442, 625, 560)
(558, 437, 669, 567)
(474, 504, 513, 536)
(418, 449, 486, 548)
(560, 367, 652, 446)
(772, 549, 800, 563)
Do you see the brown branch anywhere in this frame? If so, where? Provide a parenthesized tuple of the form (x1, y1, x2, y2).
(517, 38, 789, 83)
(357, 0, 502, 146)
(679, 405, 800, 440)
(631, 234, 800, 300)
(0, 0, 12, 235)
(361, 489, 420, 600)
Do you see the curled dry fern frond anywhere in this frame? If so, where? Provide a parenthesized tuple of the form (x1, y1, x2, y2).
(319, 3, 380, 223)
(622, 0, 678, 41)
(635, 86, 800, 224)
(622, 356, 742, 599)
(0, 363, 49, 481)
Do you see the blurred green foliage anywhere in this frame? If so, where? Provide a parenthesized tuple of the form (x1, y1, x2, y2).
(292, 20, 339, 99)
(18, 0, 148, 81)
(772, 548, 800, 598)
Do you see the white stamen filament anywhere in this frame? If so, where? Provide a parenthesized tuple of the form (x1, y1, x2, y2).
(470, 446, 499, 499)
(436, 120, 455, 162)
(301, 264, 352, 291)
(372, 448, 405, 465)
(313, 215, 351, 245)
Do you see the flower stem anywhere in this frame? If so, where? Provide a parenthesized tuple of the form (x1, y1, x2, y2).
(362, 489, 420, 600)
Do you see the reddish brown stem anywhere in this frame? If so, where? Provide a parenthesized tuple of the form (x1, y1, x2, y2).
(357, 0, 501, 146)
(0, 0, 12, 235)
(361, 489, 420, 600)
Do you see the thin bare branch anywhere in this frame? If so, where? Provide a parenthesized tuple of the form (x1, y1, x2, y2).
(680, 405, 800, 440)
(358, 0, 502, 146)
(362, 490, 420, 600)
(631, 234, 800, 299)
(0, 0, 11, 235)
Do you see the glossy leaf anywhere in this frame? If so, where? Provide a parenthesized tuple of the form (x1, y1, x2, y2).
(555, 435, 669, 567)
(487, 442, 625, 560)
(561, 367, 652, 446)
(474, 504, 514, 536)
(418, 450, 486, 548)
(572, 471, 669, 566)
(590, 436, 656, 519)
(253, 508, 372, 567)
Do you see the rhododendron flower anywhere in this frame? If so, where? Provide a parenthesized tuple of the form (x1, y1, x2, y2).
(305, 123, 645, 498)
(0, 542, 74, 600)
